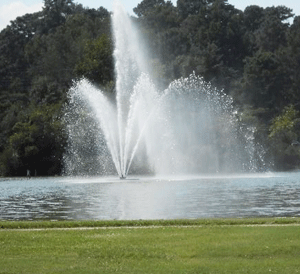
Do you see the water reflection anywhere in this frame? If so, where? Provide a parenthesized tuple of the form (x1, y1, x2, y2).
(0, 173, 300, 220)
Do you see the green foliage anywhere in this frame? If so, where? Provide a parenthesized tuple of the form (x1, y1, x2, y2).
(74, 34, 114, 85)
(42, 0, 76, 34)
(242, 51, 286, 109)
(269, 105, 300, 170)
(0, 103, 66, 176)
(133, 0, 168, 17)
(177, 0, 208, 19)
(269, 105, 298, 138)
(254, 6, 293, 52)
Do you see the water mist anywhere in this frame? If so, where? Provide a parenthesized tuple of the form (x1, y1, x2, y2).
(63, 2, 268, 178)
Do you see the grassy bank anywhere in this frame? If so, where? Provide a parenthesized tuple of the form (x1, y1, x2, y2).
(1, 218, 300, 273)
(1, 217, 300, 229)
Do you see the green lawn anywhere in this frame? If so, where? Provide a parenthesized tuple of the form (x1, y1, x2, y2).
(1, 219, 300, 273)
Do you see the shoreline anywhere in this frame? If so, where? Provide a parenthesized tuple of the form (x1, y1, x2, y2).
(1, 217, 300, 230)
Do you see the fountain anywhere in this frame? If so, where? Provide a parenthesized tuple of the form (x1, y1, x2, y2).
(63, 2, 268, 178)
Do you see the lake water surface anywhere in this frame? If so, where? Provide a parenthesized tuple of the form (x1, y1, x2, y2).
(1, 172, 300, 220)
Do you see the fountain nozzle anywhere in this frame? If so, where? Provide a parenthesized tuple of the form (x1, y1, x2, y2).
(120, 175, 126, 180)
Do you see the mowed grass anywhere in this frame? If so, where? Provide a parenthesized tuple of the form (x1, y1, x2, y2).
(1, 219, 300, 273)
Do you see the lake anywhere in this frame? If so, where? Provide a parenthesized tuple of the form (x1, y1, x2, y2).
(1, 172, 300, 220)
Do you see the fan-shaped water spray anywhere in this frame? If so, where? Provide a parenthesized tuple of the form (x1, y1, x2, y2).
(63, 2, 268, 178)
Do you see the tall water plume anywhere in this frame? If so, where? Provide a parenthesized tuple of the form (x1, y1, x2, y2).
(63, 2, 269, 178)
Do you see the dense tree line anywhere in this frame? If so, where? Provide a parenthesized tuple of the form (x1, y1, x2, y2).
(1, 0, 300, 176)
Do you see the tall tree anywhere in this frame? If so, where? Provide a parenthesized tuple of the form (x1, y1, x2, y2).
(134, 0, 168, 17)
(41, 0, 75, 33)
(177, 0, 208, 19)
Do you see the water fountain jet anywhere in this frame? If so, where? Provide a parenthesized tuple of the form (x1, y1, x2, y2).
(63, 2, 269, 178)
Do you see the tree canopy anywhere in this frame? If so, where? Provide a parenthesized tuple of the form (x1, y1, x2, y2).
(1, 0, 300, 175)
